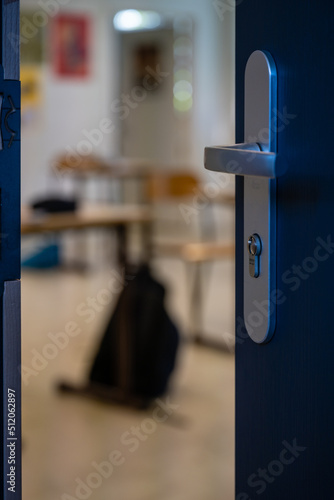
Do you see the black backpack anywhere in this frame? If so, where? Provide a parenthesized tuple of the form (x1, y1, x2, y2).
(88, 265, 180, 406)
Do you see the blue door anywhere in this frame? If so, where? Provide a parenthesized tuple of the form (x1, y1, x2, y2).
(0, 1, 21, 499)
(234, 2, 334, 499)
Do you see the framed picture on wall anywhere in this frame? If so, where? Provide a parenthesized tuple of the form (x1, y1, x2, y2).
(52, 14, 91, 78)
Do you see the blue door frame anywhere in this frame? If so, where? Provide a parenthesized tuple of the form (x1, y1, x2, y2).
(0, 1, 21, 499)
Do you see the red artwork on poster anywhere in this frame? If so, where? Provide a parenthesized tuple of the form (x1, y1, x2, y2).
(52, 14, 90, 78)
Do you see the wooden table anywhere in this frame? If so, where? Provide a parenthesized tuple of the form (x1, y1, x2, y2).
(53, 156, 158, 204)
(21, 203, 153, 267)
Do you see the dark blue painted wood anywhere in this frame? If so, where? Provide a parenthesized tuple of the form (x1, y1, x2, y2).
(236, 1, 334, 499)
(0, 1, 21, 499)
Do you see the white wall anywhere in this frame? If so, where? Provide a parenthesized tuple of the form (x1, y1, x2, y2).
(20, 0, 235, 203)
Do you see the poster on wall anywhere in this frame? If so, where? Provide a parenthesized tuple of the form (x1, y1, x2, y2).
(52, 14, 91, 78)
(21, 66, 43, 111)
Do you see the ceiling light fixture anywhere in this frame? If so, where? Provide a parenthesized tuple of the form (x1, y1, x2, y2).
(113, 10, 161, 32)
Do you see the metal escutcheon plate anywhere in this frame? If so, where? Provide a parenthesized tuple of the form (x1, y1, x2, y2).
(243, 50, 277, 344)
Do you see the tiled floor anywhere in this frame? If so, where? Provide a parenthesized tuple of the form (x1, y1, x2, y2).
(21, 257, 235, 500)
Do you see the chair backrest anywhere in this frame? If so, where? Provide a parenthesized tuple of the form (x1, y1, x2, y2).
(146, 171, 199, 201)
(52, 154, 111, 175)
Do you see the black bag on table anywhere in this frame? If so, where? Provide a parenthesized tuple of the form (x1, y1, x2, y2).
(31, 197, 78, 213)
(88, 264, 180, 406)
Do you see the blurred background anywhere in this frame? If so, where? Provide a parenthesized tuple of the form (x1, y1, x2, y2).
(20, 0, 236, 498)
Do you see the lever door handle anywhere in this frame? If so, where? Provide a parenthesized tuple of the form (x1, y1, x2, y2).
(205, 143, 285, 179)
(204, 50, 280, 344)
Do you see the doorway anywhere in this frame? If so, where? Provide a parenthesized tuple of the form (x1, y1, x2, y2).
(20, 2, 236, 499)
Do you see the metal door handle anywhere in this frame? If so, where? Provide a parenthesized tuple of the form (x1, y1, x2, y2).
(204, 50, 280, 344)
(204, 143, 282, 179)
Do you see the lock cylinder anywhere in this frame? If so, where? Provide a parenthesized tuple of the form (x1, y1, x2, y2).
(248, 234, 262, 278)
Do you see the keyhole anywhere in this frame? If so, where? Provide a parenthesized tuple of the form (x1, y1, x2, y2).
(248, 234, 262, 278)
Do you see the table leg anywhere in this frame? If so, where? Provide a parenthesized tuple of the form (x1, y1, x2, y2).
(115, 224, 127, 271)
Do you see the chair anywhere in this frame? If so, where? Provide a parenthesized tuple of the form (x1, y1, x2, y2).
(146, 170, 235, 350)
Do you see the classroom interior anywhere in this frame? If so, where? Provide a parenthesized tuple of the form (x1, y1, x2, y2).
(20, 1, 236, 498)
